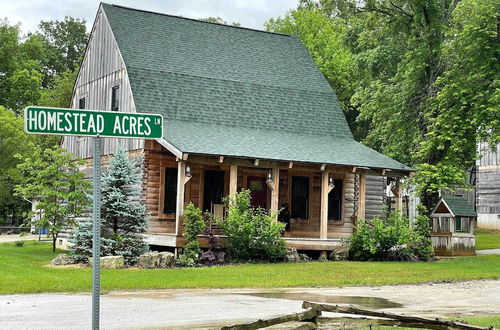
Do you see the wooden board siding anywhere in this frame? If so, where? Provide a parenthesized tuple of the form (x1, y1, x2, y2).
(476, 142, 500, 229)
(61, 7, 143, 159)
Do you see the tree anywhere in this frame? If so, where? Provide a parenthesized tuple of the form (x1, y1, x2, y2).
(37, 17, 88, 87)
(70, 148, 149, 265)
(15, 146, 90, 252)
(267, 0, 500, 211)
(201, 17, 241, 26)
(0, 20, 43, 114)
(177, 203, 205, 266)
(0, 106, 36, 223)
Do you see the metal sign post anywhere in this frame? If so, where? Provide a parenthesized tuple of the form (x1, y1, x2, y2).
(23, 105, 163, 330)
(92, 136, 101, 330)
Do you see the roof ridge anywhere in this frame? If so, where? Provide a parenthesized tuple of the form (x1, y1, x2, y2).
(127, 65, 332, 94)
(101, 2, 293, 38)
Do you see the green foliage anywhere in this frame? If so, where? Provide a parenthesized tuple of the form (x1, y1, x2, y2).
(70, 148, 149, 265)
(13, 240, 24, 248)
(177, 203, 205, 266)
(0, 106, 36, 222)
(348, 211, 433, 262)
(217, 190, 286, 261)
(15, 146, 90, 252)
(37, 17, 88, 87)
(39, 68, 78, 108)
(267, 0, 500, 208)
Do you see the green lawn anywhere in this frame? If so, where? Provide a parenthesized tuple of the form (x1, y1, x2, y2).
(373, 315, 500, 329)
(1, 241, 500, 294)
(476, 229, 500, 250)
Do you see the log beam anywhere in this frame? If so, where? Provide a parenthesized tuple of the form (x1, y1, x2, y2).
(269, 167, 280, 220)
(320, 171, 329, 239)
(175, 160, 186, 236)
(395, 177, 403, 211)
(229, 165, 238, 198)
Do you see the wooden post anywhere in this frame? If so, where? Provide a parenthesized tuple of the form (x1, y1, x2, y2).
(320, 171, 329, 239)
(229, 165, 238, 198)
(175, 160, 186, 236)
(395, 177, 403, 212)
(270, 167, 280, 220)
(358, 172, 366, 221)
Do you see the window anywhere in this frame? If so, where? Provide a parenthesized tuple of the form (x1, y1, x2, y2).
(163, 168, 178, 214)
(203, 170, 225, 212)
(111, 85, 120, 111)
(291, 176, 309, 219)
(328, 179, 343, 221)
(78, 97, 86, 109)
(455, 217, 469, 232)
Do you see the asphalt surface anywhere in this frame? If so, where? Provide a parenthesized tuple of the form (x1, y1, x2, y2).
(2, 280, 500, 329)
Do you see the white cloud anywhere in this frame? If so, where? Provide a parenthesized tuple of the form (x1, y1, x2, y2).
(0, 0, 297, 35)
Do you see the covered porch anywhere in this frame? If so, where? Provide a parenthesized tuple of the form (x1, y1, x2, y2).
(143, 141, 409, 251)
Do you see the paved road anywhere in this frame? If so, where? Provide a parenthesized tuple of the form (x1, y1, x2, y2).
(1, 280, 500, 329)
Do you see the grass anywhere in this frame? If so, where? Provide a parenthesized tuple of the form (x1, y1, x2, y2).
(1, 241, 500, 294)
(476, 229, 500, 250)
(373, 315, 500, 329)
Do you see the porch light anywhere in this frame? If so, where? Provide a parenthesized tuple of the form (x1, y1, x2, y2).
(328, 175, 335, 189)
(268, 170, 272, 180)
(185, 165, 192, 178)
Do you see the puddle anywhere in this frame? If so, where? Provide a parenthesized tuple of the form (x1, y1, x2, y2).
(244, 292, 402, 309)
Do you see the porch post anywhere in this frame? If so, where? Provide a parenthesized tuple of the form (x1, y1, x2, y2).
(320, 171, 329, 239)
(358, 172, 366, 221)
(395, 177, 403, 212)
(175, 160, 186, 236)
(270, 167, 280, 220)
(229, 165, 238, 198)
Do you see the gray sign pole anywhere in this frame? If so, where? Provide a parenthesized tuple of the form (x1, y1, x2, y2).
(92, 136, 101, 330)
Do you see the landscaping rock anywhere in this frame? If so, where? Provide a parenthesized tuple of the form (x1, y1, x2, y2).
(285, 248, 301, 263)
(135, 252, 161, 269)
(89, 256, 125, 269)
(51, 254, 76, 266)
(158, 252, 176, 268)
(329, 248, 348, 261)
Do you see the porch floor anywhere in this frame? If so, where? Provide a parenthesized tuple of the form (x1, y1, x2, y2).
(144, 234, 346, 251)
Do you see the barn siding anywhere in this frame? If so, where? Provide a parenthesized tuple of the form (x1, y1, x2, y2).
(476, 142, 500, 229)
(61, 7, 143, 159)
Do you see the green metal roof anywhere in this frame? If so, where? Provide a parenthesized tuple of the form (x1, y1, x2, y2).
(442, 195, 477, 217)
(102, 3, 413, 172)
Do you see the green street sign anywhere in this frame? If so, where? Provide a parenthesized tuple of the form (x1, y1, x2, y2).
(24, 106, 163, 139)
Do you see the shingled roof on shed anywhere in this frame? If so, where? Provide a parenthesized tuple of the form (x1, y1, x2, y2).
(437, 195, 478, 217)
(101, 3, 412, 172)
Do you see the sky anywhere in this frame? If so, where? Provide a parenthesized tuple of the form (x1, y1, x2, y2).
(0, 0, 299, 34)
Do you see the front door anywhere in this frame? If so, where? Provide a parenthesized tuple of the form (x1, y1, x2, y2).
(247, 176, 268, 209)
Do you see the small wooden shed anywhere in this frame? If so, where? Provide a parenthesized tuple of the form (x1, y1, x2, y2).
(430, 195, 477, 256)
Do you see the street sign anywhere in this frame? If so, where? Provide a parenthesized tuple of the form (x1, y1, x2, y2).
(24, 105, 164, 330)
(24, 106, 163, 139)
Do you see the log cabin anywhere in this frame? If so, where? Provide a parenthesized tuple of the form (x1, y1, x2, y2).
(61, 3, 414, 254)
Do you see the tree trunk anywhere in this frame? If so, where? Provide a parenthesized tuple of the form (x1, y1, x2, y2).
(52, 233, 57, 252)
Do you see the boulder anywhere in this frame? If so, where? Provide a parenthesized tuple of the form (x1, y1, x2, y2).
(158, 252, 176, 268)
(285, 247, 301, 263)
(89, 256, 125, 269)
(329, 248, 349, 261)
(51, 253, 76, 266)
(135, 252, 161, 269)
(135, 251, 176, 268)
